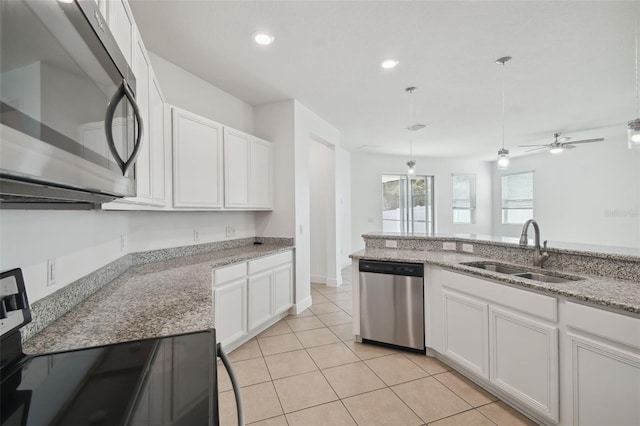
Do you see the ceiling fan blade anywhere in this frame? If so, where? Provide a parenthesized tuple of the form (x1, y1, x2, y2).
(565, 138, 604, 145)
(525, 146, 548, 152)
(562, 144, 576, 149)
(518, 144, 548, 147)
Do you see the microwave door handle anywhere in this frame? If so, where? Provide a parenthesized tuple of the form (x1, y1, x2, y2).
(104, 79, 144, 176)
(122, 79, 144, 175)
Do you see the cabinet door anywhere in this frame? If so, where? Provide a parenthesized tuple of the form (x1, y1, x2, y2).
(149, 73, 166, 206)
(489, 306, 559, 422)
(214, 279, 247, 348)
(105, 0, 135, 67)
(248, 271, 273, 331)
(273, 263, 293, 315)
(172, 108, 224, 208)
(223, 128, 250, 208)
(249, 137, 272, 209)
(130, 32, 152, 203)
(442, 289, 489, 378)
(568, 333, 640, 426)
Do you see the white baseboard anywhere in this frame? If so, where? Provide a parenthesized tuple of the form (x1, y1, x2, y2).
(290, 295, 312, 315)
(310, 275, 326, 284)
(326, 276, 343, 287)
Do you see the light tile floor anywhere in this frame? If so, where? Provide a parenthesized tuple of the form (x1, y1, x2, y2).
(218, 268, 539, 426)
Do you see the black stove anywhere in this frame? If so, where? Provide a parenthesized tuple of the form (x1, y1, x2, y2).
(0, 268, 243, 426)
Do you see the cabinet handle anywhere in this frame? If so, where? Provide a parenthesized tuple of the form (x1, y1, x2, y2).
(105, 78, 144, 176)
(218, 343, 245, 426)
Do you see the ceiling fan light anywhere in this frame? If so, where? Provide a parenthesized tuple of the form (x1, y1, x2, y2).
(497, 148, 510, 169)
(549, 146, 563, 154)
(628, 119, 640, 149)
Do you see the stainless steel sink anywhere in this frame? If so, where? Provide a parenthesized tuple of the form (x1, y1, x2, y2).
(460, 261, 582, 283)
(460, 261, 526, 275)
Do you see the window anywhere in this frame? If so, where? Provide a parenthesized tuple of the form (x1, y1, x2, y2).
(501, 171, 534, 224)
(382, 175, 435, 234)
(452, 174, 476, 224)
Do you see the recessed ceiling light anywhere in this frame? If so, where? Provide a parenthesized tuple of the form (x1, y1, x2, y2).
(57, 0, 74, 3)
(254, 33, 274, 46)
(381, 59, 399, 69)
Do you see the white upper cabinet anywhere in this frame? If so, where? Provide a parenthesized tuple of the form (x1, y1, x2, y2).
(249, 137, 272, 209)
(149, 73, 166, 206)
(104, 0, 135, 68)
(130, 32, 152, 203)
(172, 107, 224, 209)
(223, 128, 250, 208)
(223, 128, 273, 210)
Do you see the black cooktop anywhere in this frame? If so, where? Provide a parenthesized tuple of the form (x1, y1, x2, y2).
(0, 269, 220, 426)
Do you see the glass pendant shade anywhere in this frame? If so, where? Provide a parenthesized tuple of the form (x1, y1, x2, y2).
(628, 119, 640, 149)
(407, 160, 416, 175)
(497, 148, 510, 169)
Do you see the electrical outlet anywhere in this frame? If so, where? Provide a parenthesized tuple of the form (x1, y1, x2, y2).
(462, 243, 474, 253)
(193, 229, 200, 241)
(120, 235, 126, 252)
(385, 240, 398, 248)
(225, 226, 233, 238)
(47, 259, 57, 287)
(231, 227, 236, 237)
(443, 242, 456, 251)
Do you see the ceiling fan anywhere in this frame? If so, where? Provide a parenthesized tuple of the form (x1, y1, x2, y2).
(518, 132, 605, 154)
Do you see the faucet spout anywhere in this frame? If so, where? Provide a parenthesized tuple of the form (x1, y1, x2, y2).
(519, 219, 549, 268)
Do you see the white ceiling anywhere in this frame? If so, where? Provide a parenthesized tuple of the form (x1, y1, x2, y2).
(129, 1, 635, 160)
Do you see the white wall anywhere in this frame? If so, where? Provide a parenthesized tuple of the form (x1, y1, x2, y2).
(336, 147, 352, 269)
(254, 100, 296, 239)
(492, 131, 640, 248)
(149, 52, 254, 134)
(350, 153, 494, 252)
(309, 140, 334, 284)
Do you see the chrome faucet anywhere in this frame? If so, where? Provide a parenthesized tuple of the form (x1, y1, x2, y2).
(519, 219, 550, 268)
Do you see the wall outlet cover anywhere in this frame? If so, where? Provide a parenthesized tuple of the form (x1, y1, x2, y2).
(46, 259, 57, 287)
(462, 243, 474, 253)
(385, 240, 398, 248)
(443, 242, 456, 251)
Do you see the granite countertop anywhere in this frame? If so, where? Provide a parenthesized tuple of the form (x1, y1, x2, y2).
(23, 242, 294, 354)
(351, 248, 640, 315)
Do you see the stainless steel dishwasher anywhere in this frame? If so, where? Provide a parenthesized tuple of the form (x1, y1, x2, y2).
(359, 260, 425, 353)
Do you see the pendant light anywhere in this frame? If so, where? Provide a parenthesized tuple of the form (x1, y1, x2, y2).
(629, 2, 640, 149)
(406, 86, 417, 175)
(496, 56, 512, 169)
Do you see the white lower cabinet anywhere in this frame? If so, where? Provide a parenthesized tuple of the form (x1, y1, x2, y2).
(439, 270, 559, 423)
(214, 250, 293, 349)
(563, 302, 640, 426)
(442, 289, 489, 378)
(213, 278, 247, 348)
(489, 306, 559, 422)
(248, 271, 273, 330)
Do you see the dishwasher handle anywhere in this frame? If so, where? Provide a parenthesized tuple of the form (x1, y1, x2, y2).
(359, 260, 423, 277)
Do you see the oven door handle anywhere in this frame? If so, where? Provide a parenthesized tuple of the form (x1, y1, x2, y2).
(218, 343, 245, 426)
(105, 79, 144, 176)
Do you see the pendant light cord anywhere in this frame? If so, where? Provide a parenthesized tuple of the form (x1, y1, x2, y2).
(501, 61, 506, 150)
(635, 1, 640, 117)
(409, 95, 414, 159)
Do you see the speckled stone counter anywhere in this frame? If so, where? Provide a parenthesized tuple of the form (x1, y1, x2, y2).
(23, 242, 294, 354)
(351, 248, 640, 315)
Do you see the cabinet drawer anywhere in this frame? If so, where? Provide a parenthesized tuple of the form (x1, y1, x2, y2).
(248, 251, 293, 275)
(443, 270, 557, 322)
(566, 302, 640, 349)
(214, 262, 247, 286)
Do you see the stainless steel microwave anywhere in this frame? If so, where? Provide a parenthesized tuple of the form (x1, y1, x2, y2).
(0, 0, 143, 208)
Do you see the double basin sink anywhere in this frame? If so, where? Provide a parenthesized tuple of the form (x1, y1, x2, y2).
(460, 261, 582, 284)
